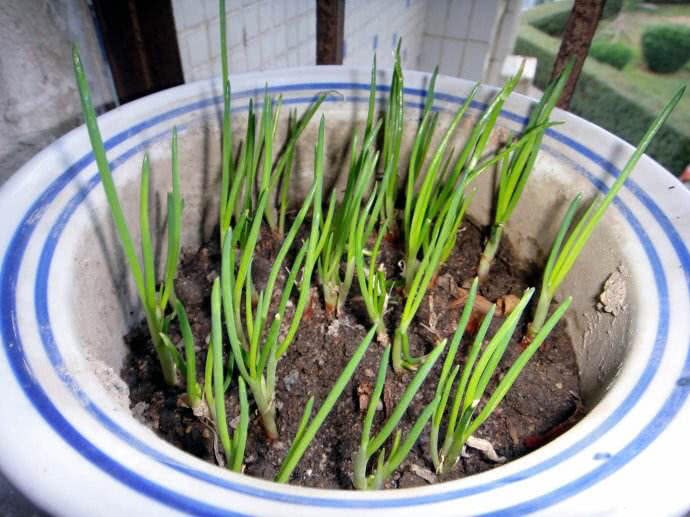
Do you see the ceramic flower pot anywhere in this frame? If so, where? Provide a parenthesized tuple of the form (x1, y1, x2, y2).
(1, 67, 689, 516)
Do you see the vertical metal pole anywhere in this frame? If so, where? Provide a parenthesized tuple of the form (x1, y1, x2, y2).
(551, 0, 605, 109)
(316, 0, 345, 65)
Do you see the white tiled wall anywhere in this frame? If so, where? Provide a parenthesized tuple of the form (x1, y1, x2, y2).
(342, 0, 426, 70)
(484, 0, 521, 85)
(171, 0, 519, 85)
(342, 0, 520, 84)
(172, 0, 316, 82)
(419, 0, 520, 83)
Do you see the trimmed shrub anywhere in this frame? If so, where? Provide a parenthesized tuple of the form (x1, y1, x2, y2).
(589, 40, 633, 69)
(524, 1, 573, 36)
(515, 24, 690, 175)
(602, 0, 624, 19)
(530, 9, 570, 36)
(529, 0, 622, 36)
(642, 24, 690, 73)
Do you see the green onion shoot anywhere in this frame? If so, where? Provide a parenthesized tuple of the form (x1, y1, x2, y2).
(73, 45, 183, 386)
(275, 326, 377, 483)
(528, 85, 684, 338)
(431, 281, 571, 473)
(353, 343, 443, 489)
(477, 60, 572, 283)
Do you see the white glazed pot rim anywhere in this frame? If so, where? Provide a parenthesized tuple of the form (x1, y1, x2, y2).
(1, 66, 689, 515)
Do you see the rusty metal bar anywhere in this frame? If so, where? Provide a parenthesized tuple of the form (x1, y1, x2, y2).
(316, 0, 345, 65)
(551, 0, 605, 109)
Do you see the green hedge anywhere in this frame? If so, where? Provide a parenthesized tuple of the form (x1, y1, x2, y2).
(590, 40, 633, 69)
(527, 0, 622, 36)
(526, 0, 572, 36)
(515, 24, 690, 175)
(602, 0, 624, 18)
(642, 24, 690, 73)
(530, 9, 570, 36)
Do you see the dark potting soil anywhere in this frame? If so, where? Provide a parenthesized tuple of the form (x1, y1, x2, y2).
(121, 219, 583, 489)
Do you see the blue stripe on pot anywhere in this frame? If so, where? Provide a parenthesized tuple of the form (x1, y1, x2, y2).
(1, 80, 689, 513)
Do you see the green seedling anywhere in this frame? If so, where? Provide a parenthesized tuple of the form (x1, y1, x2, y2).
(378, 42, 405, 231)
(317, 59, 383, 317)
(222, 118, 332, 439)
(402, 63, 531, 288)
(317, 125, 382, 316)
(220, 91, 326, 239)
(216, 2, 327, 240)
(165, 299, 202, 410)
(73, 46, 183, 385)
(477, 60, 573, 283)
(354, 185, 392, 344)
(392, 184, 470, 372)
(209, 278, 249, 471)
(275, 326, 377, 483)
(431, 280, 571, 473)
(386, 64, 545, 373)
(528, 85, 685, 338)
(353, 343, 444, 490)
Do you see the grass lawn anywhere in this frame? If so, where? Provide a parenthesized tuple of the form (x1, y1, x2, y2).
(594, 4, 690, 134)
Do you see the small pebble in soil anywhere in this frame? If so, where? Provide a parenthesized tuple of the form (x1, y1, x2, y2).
(284, 369, 300, 392)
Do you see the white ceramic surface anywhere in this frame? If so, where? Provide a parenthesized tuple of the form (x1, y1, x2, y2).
(0, 67, 689, 516)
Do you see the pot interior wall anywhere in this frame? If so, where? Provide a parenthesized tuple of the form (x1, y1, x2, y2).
(70, 103, 635, 416)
